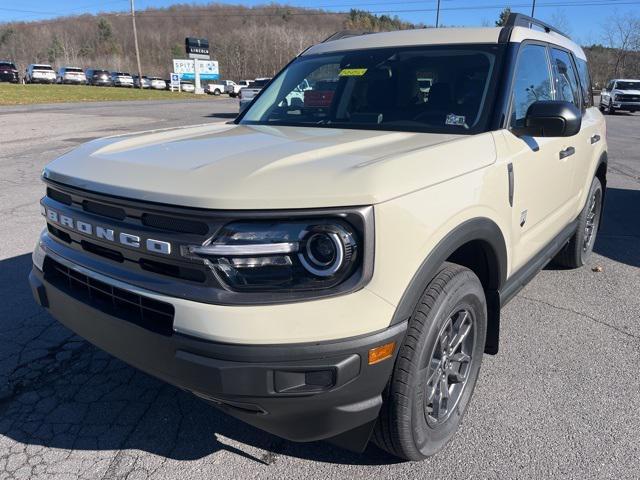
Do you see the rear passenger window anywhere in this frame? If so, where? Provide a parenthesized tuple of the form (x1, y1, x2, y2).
(551, 48, 581, 109)
(510, 44, 553, 128)
(575, 58, 593, 108)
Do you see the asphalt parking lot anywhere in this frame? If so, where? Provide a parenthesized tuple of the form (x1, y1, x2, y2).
(0, 99, 638, 480)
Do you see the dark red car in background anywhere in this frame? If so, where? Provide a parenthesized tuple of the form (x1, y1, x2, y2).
(0, 61, 19, 83)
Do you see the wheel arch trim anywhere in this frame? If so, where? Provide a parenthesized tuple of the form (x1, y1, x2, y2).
(389, 217, 508, 327)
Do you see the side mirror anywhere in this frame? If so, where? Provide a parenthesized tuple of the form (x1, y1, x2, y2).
(515, 100, 581, 137)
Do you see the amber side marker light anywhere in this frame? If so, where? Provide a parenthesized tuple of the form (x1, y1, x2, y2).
(368, 341, 396, 365)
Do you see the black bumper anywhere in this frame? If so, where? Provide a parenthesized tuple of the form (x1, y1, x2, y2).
(613, 102, 640, 111)
(0, 74, 18, 83)
(29, 266, 406, 448)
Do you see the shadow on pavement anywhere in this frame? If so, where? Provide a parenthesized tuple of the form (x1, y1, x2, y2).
(594, 187, 640, 268)
(203, 112, 237, 120)
(0, 253, 400, 466)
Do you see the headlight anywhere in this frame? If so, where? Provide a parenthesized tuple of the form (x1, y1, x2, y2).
(183, 218, 367, 293)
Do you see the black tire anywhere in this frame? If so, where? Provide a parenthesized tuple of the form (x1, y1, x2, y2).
(607, 100, 616, 115)
(554, 176, 603, 268)
(373, 262, 487, 460)
(214, 89, 221, 96)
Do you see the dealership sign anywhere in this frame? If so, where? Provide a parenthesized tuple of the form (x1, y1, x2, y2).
(172, 59, 219, 81)
(185, 37, 210, 60)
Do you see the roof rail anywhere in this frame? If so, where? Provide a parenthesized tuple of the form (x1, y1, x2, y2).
(503, 13, 570, 39)
(322, 30, 373, 42)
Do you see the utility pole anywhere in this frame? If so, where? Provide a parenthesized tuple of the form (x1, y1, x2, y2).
(435, 0, 441, 28)
(130, 0, 143, 89)
(531, 0, 536, 17)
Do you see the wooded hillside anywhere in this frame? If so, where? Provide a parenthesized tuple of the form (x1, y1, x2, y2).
(0, 4, 416, 80)
(0, 3, 637, 86)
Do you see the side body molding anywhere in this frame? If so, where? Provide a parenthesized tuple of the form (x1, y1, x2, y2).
(390, 218, 508, 355)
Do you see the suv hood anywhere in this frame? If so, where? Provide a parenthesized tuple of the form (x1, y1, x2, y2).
(44, 123, 496, 209)
(614, 89, 640, 95)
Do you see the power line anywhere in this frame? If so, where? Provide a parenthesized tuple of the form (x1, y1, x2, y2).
(128, 1, 640, 18)
(0, 1, 128, 17)
(2, 0, 639, 22)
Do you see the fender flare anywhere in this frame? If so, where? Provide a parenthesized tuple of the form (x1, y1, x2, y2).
(595, 151, 608, 203)
(390, 217, 508, 326)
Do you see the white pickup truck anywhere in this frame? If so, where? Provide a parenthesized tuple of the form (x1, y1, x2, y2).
(238, 78, 271, 112)
(206, 80, 236, 96)
(226, 80, 253, 97)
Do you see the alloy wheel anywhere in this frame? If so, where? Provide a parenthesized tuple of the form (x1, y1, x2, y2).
(583, 188, 601, 252)
(424, 308, 474, 426)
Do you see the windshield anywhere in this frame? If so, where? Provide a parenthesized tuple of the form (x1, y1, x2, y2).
(615, 81, 640, 90)
(0, 62, 16, 69)
(240, 44, 504, 134)
(34, 65, 53, 71)
(65, 68, 83, 73)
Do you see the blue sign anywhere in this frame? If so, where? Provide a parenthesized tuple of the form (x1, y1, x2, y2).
(178, 73, 220, 81)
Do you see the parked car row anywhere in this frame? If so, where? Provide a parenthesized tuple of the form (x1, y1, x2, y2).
(0, 62, 174, 90)
(1, 60, 275, 100)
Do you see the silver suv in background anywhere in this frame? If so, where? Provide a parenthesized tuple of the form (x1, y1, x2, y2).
(238, 77, 271, 112)
(57, 67, 86, 85)
(149, 77, 166, 90)
(111, 72, 134, 88)
(600, 78, 640, 114)
(25, 64, 56, 84)
(133, 75, 150, 88)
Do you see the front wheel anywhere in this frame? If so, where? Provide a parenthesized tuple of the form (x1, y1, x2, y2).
(373, 263, 487, 460)
(554, 176, 603, 268)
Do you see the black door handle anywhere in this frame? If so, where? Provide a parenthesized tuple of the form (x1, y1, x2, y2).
(590, 134, 601, 144)
(559, 146, 575, 159)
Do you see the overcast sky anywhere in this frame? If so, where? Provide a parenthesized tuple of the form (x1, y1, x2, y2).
(1, 0, 638, 45)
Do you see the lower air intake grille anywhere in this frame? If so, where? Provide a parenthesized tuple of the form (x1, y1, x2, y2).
(43, 257, 174, 335)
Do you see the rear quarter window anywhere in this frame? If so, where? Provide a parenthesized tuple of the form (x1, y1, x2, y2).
(575, 57, 593, 108)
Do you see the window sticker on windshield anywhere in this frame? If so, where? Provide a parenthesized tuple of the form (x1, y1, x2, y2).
(339, 68, 367, 77)
(445, 113, 467, 127)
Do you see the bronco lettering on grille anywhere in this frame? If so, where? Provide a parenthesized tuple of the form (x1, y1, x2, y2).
(43, 206, 172, 255)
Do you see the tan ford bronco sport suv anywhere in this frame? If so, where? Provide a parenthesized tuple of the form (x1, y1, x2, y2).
(30, 14, 607, 460)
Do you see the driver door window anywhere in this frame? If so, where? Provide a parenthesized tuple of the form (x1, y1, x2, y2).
(509, 44, 553, 128)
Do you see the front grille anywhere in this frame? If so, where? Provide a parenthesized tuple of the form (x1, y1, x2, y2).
(48, 224, 71, 243)
(81, 240, 124, 263)
(42, 183, 229, 302)
(47, 187, 72, 205)
(82, 200, 126, 220)
(618, 94, 640, 102)
(142, 213, 209, 235)
(139, 258, 207, 283)
(43, 257, 175, 336)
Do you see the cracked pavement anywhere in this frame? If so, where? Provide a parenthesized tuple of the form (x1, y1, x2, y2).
(0, 99, 639, 479)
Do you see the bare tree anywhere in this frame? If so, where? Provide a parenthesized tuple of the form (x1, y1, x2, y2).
(549, 9, 571, 36)
(602, 12, 640, 78)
